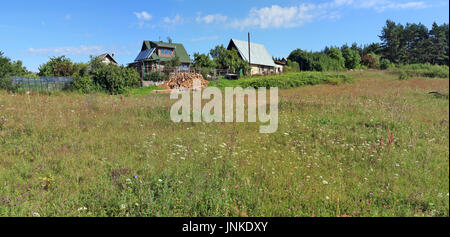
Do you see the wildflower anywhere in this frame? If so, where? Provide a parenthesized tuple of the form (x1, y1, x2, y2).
(325, 196, 330, 200)
(32, 212, 40, 217)
(158, 179, 163, 182)
(77, 207, 87, 211)
(322, 180, 329, 185)
(120, 204, 126, 209)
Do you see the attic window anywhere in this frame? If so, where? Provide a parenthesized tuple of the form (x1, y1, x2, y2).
(159, 48, 173, 57)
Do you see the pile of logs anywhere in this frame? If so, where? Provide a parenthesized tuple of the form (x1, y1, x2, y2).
(160, 73, 209, 90)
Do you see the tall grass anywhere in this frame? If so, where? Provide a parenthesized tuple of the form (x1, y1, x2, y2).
(0, 71, 448, 217)
(390, 64, 449, 79)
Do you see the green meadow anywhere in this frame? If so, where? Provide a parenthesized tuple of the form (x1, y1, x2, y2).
(0, 71, 448, 217)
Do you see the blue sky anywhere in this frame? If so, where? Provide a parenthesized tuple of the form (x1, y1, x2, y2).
(0, 0, 448, 72)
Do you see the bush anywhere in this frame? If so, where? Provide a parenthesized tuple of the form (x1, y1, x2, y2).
(0, 77, 18, 92)
(398, 71, 409, 80)
(87, 57, 140, 94)
(284, 60, 300, 72)
(144, 71, 168, 82)
(1, 51, 28, 91)
(72, 75, 97, 93)
(288, 49, 346, 72)
(361, 53, 380, 69)
(391, 64, 449, 78)
(380, 58, 393, 70)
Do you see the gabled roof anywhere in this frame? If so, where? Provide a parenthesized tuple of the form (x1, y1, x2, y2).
(227, 39, 276, 67)
(134, 41, 191, 63)
(97, 53, 118, 64)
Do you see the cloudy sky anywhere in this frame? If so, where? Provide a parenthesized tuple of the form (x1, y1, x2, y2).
(0, 0, 448, 72)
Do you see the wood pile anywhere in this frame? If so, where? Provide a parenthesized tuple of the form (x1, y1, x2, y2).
(159, 73, 209, 90)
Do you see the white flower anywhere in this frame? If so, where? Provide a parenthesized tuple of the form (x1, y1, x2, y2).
(326, 196, 330, 200)
(158, 179, 163, 182)
(120, 204, 126, 209)
(322, 180, 329, 185)
(78, 207, 87, 211)
(32, 212, 40, 217)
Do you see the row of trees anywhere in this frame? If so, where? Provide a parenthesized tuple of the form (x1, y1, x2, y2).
(380, 20, 449, 65)
(288, 20, 449, 72)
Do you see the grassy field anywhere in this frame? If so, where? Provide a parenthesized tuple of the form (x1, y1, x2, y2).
(0, 71, 448, 217)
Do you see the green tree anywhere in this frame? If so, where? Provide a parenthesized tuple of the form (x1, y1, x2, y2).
(210, 45, 249, 74)
(38, 56, 80, 76)
(342, 48, 361, 69)
(192, 53, 214, 68)
(327, 48, 345, 70)
(428, 22, 449, 65)
(380, 20, 406, 64)
(0, 51, 29, 90)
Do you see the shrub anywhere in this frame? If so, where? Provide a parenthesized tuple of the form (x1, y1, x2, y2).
(288, 49, 345, 72)
(380, 58, 393, 70)
(144, 71, 168, 82)
(0, 77, 18, 92)
(88, 57, 141, 94)
(284, 60, 300, 72)
(398, 71, 409, 80)
(391, 64, 449, 79)
(72, 75, 97, 93)
(361, 53, 380, 69)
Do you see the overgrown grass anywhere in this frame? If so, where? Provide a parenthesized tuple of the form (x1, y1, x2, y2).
(0, 71, 448, 217)
(390, 64, 449, 79)
(127, 85, 163, 96)
(208, 72, 354, 90)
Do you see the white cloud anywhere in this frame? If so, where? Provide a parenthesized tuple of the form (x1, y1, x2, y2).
(196, 14, 228, 24)
(134, 11, 152, 28)
(163, 14, 184, 25)
(65, 14, 71, 20)
(373, 1, 428, 12)
(231, 4, 334, 29)
(225, 0, 430, 29)
(26, 45, 105, 56)
(134, 11, 152, 21)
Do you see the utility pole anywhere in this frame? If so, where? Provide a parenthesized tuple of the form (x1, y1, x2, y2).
(248, 32, 251, 76)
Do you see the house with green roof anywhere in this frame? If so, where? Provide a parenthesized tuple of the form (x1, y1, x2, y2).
(129, 41, 192, 79)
